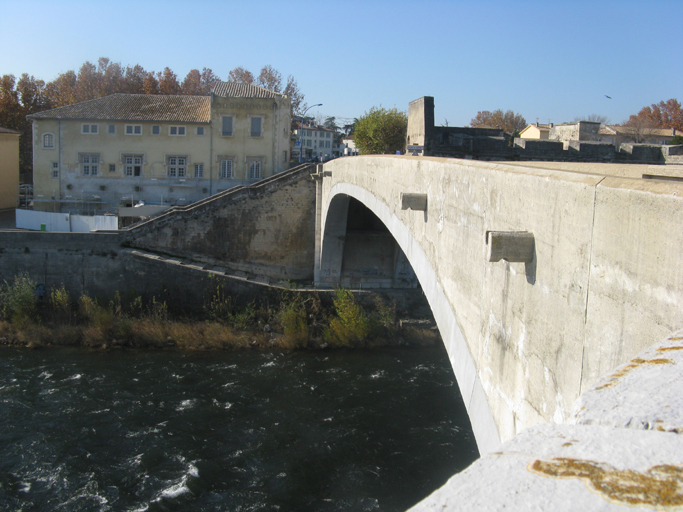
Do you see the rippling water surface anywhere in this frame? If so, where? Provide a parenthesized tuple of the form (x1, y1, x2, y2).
(0, 345, 478, 511)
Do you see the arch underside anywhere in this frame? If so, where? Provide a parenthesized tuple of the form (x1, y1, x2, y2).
(319, 183, 502, 454)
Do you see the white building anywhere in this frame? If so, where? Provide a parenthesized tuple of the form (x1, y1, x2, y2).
(292, 123, 336, 161)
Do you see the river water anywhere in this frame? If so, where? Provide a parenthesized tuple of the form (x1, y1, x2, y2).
(0, 345, 478, 512)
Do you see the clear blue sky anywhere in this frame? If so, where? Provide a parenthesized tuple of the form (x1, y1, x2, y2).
(1, 0, 681, 127)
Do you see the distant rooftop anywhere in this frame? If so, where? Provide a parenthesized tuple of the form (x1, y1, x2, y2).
(27, 81, 288, 123)
(28, 94, 212, 123)
(212, 81, 287, 99)
(0, 126, 21, 134)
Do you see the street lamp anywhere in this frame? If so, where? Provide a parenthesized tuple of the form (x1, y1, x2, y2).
(298, 103, 322, 163)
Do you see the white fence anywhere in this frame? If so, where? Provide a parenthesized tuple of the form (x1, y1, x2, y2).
(15, 209, 118, 232)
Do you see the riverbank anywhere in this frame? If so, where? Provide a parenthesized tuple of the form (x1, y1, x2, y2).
(0, 274, 440, 351)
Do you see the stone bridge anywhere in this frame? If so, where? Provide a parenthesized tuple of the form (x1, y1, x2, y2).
(316, 156, 683, 455)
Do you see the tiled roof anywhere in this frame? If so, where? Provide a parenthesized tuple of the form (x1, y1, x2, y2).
(212, 81, 287, 99)
(295, 122, 334, 132)
(0, 126, 21, 134)
(27, 94, 211, 123)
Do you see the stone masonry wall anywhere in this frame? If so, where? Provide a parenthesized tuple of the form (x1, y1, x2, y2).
(120, 165, 317, 281)
(0, 231, 123, 300)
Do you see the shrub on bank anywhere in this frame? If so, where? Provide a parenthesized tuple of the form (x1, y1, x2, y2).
(0, 273, 38, 327)
(0, 274, 437, 351)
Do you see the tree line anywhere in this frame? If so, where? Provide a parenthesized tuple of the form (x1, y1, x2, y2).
(0, 58, 306, 178)
(468, 98, 682, 138)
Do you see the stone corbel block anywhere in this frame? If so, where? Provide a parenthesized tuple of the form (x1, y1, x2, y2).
(487, 231, 535, 263)
(400, 193, 428, 211)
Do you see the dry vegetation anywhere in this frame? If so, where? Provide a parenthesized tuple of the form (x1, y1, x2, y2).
(0, 274, 438, 351)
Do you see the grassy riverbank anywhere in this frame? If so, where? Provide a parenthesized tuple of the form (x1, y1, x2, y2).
(0, 274, 439, 350)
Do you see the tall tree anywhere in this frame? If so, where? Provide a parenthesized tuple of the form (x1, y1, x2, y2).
(0, 75, 21, 129)
(283, 75, 306, 115)
(470, 109, 527, 133)
(228, 66, 254, 84)
(124, 64, 147, 94)
(102, 61, 124, 96)
(200, 67, 219, 94)
(75, 61, 101, 102)
(142, 72, 160, 95)
(158, 67, 181, 95)
(257, 65, 282, 92)
(181, 69, 204, 95)
(354, 106, 408, 155)
(45, 70, 77, 107)
(625, 98, 682, 132)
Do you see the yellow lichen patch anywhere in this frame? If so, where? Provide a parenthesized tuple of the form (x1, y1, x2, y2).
(594, 358, 675, 390)
(667, 336, 683, 341)
(529, 458, 683, 508)
(657, 346, 683, 352)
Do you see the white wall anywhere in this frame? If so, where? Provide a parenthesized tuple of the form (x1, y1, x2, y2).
(16, 209, 117, 232)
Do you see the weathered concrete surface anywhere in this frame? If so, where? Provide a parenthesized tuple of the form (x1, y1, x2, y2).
(318, 156, 683, 453)
(571, 331, 683, 433)
(409, 330, 683, 511)
(409, 423, 683, 511)
(121, 164, 317, 281)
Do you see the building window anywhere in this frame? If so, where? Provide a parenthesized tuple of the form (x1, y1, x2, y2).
(82, 124, 98, 134)
(124, 155, 143, 177)
(167, 156, 186, 177)
(196, 126, 205, 136)
(109, 163, 116, 172)
(194, 163, 204, 178)
(169, 126, 186, 136)
(250, 117, 262, 137)
(220, 159, 233, 178)
(42, 133, 55, 148)
(221, 116, 233, 137)
(152, 125, 160, 135)
(283, 150, 288, 162)
(248, 160, 262, 180)
(306, 139, 312, 147)
(52, 162, 59, 178)
(108, 124, 116, 134)
(80, 153, 99, 176)
(125, 125, 142, 135)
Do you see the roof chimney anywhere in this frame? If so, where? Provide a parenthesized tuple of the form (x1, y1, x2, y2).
(550, 123, 554, 128)
(536, 122, 539, 127)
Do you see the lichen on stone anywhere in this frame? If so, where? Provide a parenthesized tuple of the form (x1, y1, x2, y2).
(529, 457, 683, 508)
(595, 357, 675, 390)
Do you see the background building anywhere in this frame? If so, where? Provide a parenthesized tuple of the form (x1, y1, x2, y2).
(0, 126, 20, 210)
(292, 122, 336, 161)
(28, 82, 291, 213)
(519, 122, 553, 140)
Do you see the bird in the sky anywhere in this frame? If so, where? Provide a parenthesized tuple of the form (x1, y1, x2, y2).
(605, 95, 612, 99)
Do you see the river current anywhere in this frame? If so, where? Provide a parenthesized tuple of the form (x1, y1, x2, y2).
(0, 345, 478, 512)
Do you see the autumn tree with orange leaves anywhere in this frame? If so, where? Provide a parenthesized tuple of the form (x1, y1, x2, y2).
(625, 98, 682, 132)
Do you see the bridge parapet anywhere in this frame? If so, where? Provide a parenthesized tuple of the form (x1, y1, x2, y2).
(319, 155, 683, 452)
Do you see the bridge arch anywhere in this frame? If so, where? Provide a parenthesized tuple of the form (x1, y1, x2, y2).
(315, 155, 683, 457)
(318, 182, 501, 453)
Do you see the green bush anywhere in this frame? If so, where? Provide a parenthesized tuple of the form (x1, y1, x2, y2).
(49, 286, 72, 324)
(0, 273, 38, 326)
(323, 288, 369, 347)
(368, 294, 397, 339)
(278, 299, 309, 349)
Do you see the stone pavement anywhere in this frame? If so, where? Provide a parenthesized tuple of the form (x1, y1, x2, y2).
(408, 330, 683, 511)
